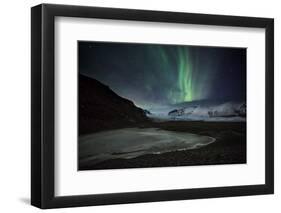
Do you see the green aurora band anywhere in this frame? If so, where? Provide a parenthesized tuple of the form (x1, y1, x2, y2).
(148, 45, 210, 104)
(178, 47, 193, 102)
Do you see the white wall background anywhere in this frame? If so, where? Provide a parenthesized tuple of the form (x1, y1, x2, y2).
(0, 0, 279, 212)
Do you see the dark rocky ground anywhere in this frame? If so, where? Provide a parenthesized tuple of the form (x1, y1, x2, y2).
(79, 121, 246, 170)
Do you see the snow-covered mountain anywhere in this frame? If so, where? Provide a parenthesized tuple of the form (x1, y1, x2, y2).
(147, 100, 246, 122)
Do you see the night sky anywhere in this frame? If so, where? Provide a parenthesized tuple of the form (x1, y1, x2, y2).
(79, 41, 246, 109)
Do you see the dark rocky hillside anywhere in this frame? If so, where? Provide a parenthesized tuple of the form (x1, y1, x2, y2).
(79, 74, 149, 135)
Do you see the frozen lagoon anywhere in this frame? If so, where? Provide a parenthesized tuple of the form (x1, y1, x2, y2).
(79, 128, 215, 167)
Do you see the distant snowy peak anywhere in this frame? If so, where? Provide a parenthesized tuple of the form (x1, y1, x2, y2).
(168, 106, 197, 116)
(168, 101, 246, 120)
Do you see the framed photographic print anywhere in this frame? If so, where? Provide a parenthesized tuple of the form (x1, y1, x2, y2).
(31, 4, 274, 209)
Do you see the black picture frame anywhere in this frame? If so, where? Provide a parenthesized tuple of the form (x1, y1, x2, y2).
(31, 3, 274, 209)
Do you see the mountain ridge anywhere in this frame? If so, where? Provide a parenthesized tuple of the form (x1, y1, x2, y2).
(79, 74, 149, 135)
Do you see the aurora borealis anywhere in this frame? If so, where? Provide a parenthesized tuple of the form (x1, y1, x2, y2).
(79, 42, 246, 109)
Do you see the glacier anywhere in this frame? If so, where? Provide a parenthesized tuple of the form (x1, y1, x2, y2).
(147, 100, 246, 122)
